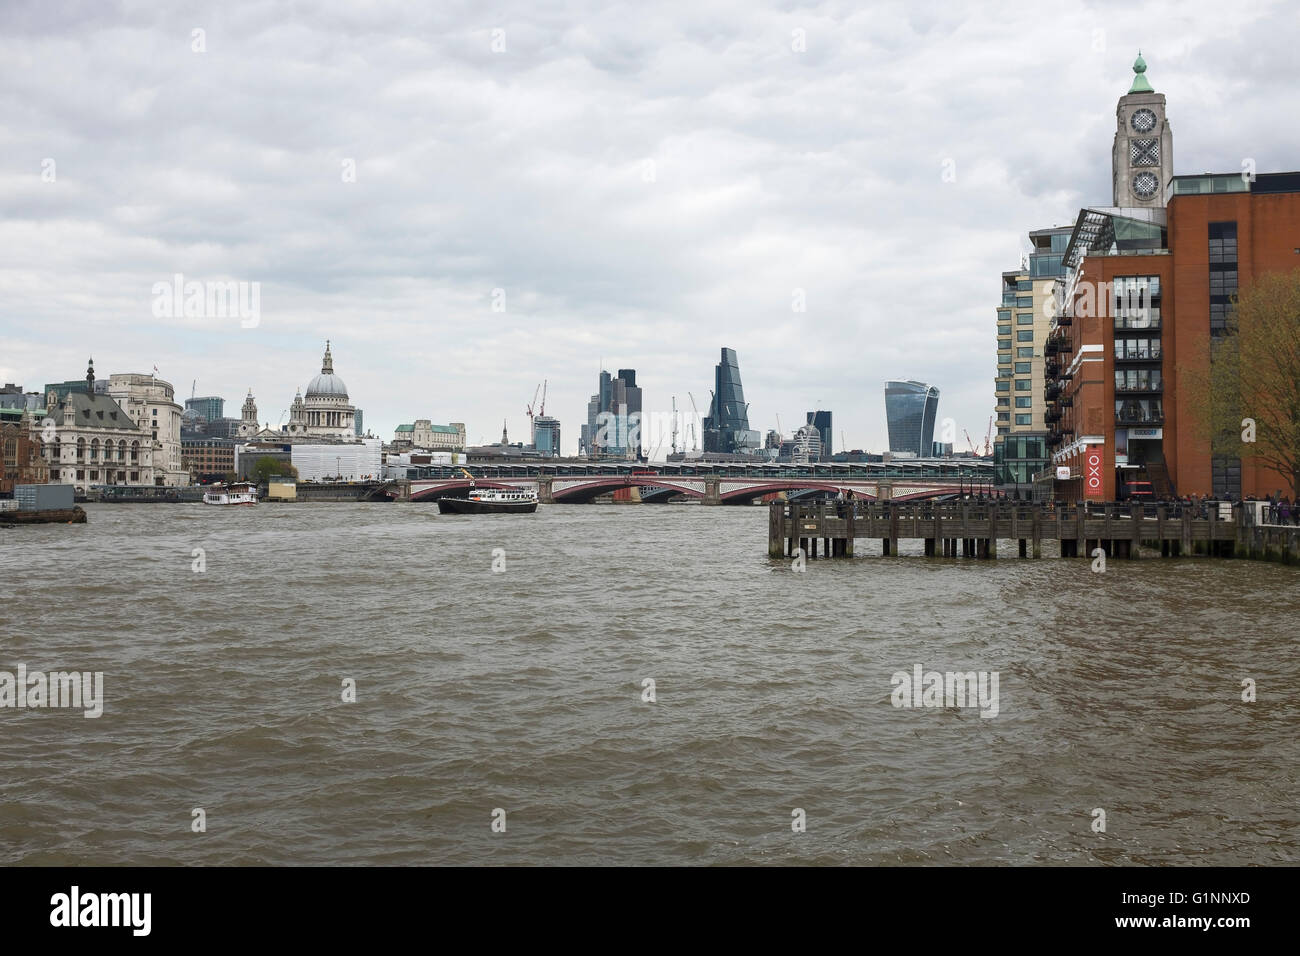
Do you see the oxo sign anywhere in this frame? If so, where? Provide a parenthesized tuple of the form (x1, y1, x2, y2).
(1084, 446, 1104, 499)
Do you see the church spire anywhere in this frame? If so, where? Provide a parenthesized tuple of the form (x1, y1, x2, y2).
(1129, 51, 1153, 93)
(322, 340, 334, 375)
(86, 357, 95, 394)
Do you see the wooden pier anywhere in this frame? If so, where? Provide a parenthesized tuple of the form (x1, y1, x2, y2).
(768, 499, 1288, 561)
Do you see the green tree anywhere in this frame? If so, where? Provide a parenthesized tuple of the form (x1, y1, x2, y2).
(1181, 269, 1300, 496)
(252, 457, 298, 483)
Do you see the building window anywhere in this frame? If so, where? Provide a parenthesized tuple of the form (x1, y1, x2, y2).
(995, 382, 1009, 392)
(998, 366, 1012, 378)
(1016, 279, 1032, 292)
(1015, 397, 1032, 408)
(1014, 362, 1031, 373)
(1212, 455, 1241, 498)
(1015, 380, 1031, 391)
(997, 412, 1009, 422)
(1016, 296, 1032, 307)
(1016, 347, 1033, 358)
(998, 325, 1011, 335)
(1016, 330, 1033, 342)
(996, 398, 1009, 407)
(1017, 313, 1033, 324)
(998, 340, 1011, 351)
(1015, 414, 1032, 425)
(997, 310, 1011, 322)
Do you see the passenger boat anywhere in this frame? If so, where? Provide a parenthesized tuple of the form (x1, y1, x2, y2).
(202, 481, 259, 506)
(438, 486, 538, 515)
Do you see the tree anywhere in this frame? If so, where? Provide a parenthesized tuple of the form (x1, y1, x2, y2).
(252, 456, 297, 483)
(1181, 269, 1300, 497)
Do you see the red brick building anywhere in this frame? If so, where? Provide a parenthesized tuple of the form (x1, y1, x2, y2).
(1, 423, 49, 495)
(1043, 54, 1300, 500)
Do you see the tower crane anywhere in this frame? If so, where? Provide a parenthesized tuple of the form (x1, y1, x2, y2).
(525, 383, 541, 433)
(983, 416, 994, 456)
(671, 396, 679, 455)
(687, 392, 701, 452)
(963, 429, 979, 456)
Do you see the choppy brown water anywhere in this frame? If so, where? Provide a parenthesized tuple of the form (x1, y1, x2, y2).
(1, 502, 1296, 865)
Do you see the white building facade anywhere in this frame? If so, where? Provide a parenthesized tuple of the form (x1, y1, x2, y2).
(35, 361, 156, 491)
(107, 373, 188, 485)
(291, 439, 382, 482)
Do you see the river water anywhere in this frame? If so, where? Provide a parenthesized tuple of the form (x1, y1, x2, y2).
(1, 502, 1296, 865)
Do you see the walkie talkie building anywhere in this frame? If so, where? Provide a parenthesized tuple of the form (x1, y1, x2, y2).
(884, 381, 940, 457)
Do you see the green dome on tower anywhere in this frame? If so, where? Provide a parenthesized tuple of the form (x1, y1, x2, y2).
(1129, 51, 1153, 93)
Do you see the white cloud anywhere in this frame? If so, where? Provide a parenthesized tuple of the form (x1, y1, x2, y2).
(0, 0, 1295, 451)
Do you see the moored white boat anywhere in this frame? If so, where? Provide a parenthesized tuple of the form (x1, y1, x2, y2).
(203, 481, 259, 506)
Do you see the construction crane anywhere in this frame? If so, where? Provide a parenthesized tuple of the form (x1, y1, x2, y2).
(983, 416, 994, 456)
(539, 379, 547, 416)
(671, 397, 679, 455)
(525, 383, 541, 434)
(687, 392, 701, 452)
(191, 380, 196, 401)
(841, 430, 847, 454)
(963, 428, 979, 456)
(775, 413, 783, 439)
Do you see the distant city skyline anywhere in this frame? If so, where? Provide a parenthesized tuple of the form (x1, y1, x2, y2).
(2, 2, 1296, 454)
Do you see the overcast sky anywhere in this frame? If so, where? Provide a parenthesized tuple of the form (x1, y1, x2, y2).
(2, 0, 1297, 455)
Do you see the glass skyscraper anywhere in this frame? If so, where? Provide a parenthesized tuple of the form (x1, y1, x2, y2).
(703, 348, 760, 454)
(581, 368, 641, 458)
(884, 381, 939, 456)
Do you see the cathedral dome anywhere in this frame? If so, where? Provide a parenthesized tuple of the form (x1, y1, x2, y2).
(305, 342, 348, 398)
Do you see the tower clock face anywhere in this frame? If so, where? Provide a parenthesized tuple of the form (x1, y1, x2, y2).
(1132, 171, 1159, 199)
(1131, 108, 1157, 133)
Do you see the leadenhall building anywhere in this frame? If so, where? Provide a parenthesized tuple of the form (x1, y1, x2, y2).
(1043, 54, 1300, 500)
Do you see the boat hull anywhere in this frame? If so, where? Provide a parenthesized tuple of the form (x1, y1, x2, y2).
(438, 497, 537, 515)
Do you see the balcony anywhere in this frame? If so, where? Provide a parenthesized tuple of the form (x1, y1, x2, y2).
(1114, 313, 1162, 330)
(1115, 348, 1162, 362)
(1116, 413, 1165, 426)
(1044, 339, 1059, 356)
(1114, 385, 1163, 395)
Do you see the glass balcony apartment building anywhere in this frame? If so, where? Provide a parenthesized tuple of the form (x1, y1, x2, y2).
(994, 225, 1072, 486)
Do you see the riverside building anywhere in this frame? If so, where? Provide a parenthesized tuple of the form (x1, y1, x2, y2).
(1043, 54, 1300, 500)
(994, 226, 1071, 487)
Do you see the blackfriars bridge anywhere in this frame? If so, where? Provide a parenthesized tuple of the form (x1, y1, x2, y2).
(386, 460, 998, 504)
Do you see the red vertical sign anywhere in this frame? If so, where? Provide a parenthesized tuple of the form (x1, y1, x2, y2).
(1084, 446, 1104, 499)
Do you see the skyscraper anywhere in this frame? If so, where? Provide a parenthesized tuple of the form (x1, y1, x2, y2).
(806, 410, 832, 461)
(532, 415, 561, 456)
(582, 368, 642, 459)
(702, 348, 760, 454)
(884, 381, 939, 457)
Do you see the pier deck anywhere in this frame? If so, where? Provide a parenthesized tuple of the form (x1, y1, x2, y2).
(768, 499, 1292, 560)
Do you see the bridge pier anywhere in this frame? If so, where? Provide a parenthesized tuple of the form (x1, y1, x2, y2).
(537, 477, 553, 504)
(703, 477, 721, 506)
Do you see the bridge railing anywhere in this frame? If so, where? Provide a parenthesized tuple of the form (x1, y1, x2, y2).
(783, 499, 1245, 524)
